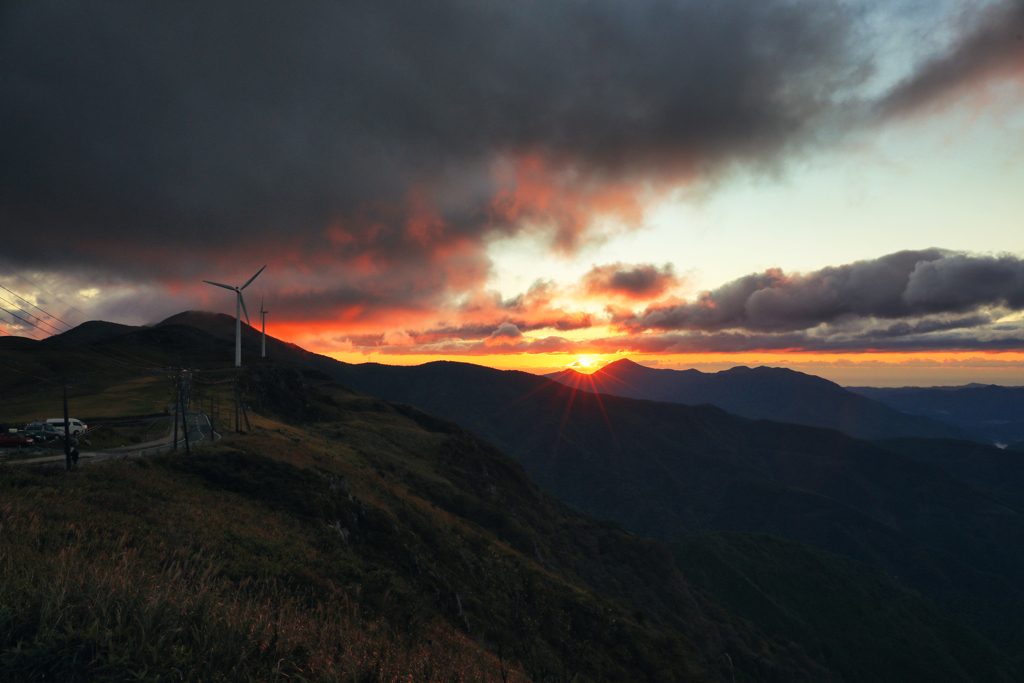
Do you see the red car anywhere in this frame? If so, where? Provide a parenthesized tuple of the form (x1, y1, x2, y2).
(0, 432, 35, 447)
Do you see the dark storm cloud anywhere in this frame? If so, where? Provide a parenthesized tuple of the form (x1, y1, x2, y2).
(903, 253, 1024, 310)
(868, 314, 994, 339)
(0, 0, 866, 280)
(621, 250, 1024, 333)
(580, 262, 679, 299)
(879, 0, 1024, 116)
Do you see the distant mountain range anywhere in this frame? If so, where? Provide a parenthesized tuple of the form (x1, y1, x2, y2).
(545, 359, 977, 442)
(848, 384, 1024, 445)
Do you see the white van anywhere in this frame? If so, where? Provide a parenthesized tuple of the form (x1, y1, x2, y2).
(46, 418, 88, 435)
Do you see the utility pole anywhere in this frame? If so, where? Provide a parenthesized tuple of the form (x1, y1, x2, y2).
(260, 297, 268, 358)
(180, 373, 191, 457)
(63, 376, 71, 471)
(173, 373, 180, 452)
(240, 392, 251, 432)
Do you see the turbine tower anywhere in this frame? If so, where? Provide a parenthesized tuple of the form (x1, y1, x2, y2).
(203, 265, 266, 367)
(259, 296, 268, 358)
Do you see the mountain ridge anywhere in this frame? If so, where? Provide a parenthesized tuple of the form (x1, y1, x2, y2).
(546, 358, 977, 442)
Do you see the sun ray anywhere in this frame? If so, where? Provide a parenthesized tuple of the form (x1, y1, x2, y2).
(585, 369, 652, 399)
(580, 373, 620, 450)
(555, 375, 583, 445)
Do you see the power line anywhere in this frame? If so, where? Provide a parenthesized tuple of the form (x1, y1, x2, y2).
(0, 303, 171, 371)
(69, 341, 171, 372)
(0, 307, 42, 340)
(190, 375, 237, 385)
(0, 284, 177, 371)
(0, 265, 237, 374)
(0, 360, 65, 385)
(0, 266, 189, 373)
(0, 282, 74, 331)
(0, 360, 171, 405)
(0, 294, 64, 336)
(45, 326, 176, 371)
(0, 262, 88, 320)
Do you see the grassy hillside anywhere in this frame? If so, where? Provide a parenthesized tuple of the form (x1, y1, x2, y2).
(0, 330, 204, 426)
(673, 533, 1015, 683)
(876, 438, 1024, 513)
(3, 367, 844, 683)
(6, 322, 1020, 680)
(328, 360, 1024, 655)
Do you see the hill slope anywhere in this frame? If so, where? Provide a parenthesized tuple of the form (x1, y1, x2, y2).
(548, 359, 974, 441)
(848, 384, 1024, 445)
(157, 311, 327, 368)
(42, 319, 142, 345)
(875, 437, 1024, 513)
(673, 532, 1014, 683)
(6, 359, 1018, 681)
(3, 369, 843, 683)
(329, 360, 1024, 654)
(4, 323, 1019, 679)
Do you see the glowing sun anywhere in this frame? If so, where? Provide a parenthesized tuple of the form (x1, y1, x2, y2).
(568, 356, 602, 374)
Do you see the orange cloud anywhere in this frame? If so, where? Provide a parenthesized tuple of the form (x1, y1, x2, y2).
(488, 154, 651, 252)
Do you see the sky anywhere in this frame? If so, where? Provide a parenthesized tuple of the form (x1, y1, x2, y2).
(1, 0, 1024, 386)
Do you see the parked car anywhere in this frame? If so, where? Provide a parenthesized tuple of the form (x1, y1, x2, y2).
(25, 422, 65, 441)
(0, 431, 34, 447)
(46, 418, 88, 435)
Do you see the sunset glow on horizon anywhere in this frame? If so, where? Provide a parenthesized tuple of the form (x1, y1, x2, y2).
(306, 347, 1024, 387)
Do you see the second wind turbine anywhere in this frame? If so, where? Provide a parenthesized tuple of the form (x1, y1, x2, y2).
(204, 265, 266, 367)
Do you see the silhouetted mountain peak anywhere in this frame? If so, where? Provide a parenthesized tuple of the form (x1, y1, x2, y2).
(43, 319, 142, 345)
(601, 358, 648, 371)
(597, 358, 704, 379)
(158, 310, 254, 337)
(551, 358, 974, 441)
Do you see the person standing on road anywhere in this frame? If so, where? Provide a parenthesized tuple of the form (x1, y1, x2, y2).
(70, 447, 79, 466)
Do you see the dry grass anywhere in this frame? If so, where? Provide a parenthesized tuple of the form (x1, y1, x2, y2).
(0, 459, 527, 683)
(79, 418, 171, 451)
(0, 374, 175, 424)
(0, 507, 520, 682)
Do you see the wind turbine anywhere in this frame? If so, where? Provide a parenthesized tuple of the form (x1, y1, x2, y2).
(259, 296, 268, 358)
(203, 266, 266, 367)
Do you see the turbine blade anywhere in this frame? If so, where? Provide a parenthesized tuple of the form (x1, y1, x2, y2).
(203, 280, 236, 291)
(239, 292, 250, 325)
(241, 265, 266, 290)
